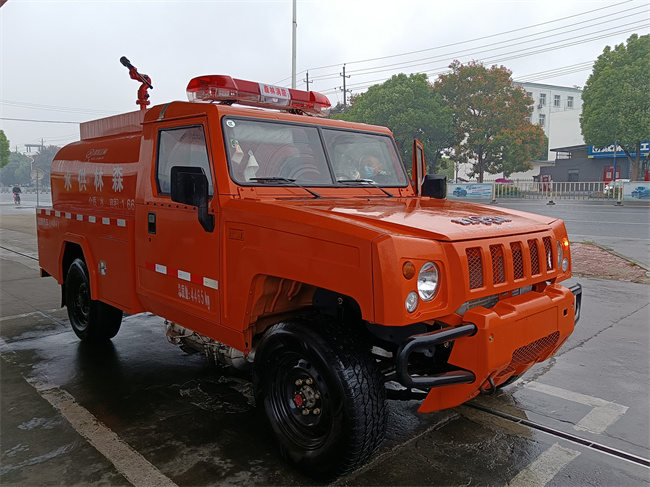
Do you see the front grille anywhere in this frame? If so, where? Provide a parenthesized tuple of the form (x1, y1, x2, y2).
(511, 242, 524, 279)
(490, 245, 505, 284)
(496, 331, 560, 378)
(467, 248, 484, 289)
(464, 235, 556, 292)
(543, 236, 554, 271)
(528, 239, 540, 275)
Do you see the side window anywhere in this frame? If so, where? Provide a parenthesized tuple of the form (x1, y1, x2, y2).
(156, 126, 214, 196)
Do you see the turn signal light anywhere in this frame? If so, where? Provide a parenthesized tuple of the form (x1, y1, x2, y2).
(402, 261, 416, 280)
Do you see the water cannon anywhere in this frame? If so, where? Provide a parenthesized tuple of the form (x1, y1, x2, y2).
(120, 56, 153, 110)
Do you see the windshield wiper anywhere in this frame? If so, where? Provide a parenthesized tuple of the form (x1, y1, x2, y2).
(337, 178, 394, 197)
(250, 177, 321, 199)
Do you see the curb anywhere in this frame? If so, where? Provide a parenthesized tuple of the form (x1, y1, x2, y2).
(580, 241, 650, 273)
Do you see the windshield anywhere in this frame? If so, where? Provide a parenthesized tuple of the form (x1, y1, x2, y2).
(223, 117, 408, 187)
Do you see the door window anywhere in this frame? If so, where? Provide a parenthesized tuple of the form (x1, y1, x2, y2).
(156, 126, 213, 196)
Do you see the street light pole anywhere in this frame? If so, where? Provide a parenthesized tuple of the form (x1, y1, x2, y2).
(291, 0, 297, 89)
(28, 155, 40, 207)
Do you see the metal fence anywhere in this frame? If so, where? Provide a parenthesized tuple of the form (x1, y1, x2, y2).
(491, 181, 621, 202)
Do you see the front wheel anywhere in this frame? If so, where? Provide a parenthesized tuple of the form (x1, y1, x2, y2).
(253, 317, 387, 479)
(65, 258, 122, 342)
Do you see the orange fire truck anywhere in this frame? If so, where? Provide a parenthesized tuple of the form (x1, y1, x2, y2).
(37, 60, 582, 478)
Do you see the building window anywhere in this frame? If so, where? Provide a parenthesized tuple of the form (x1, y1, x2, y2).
(567, 96, 574, 108)
(568, 169, 579, 182)
(539, 93, 546, 106)
(538, 114, 546, 126)
(526, 114, 532, 123)
(526, 91, 533, 104)
(554, 95, 561, 107)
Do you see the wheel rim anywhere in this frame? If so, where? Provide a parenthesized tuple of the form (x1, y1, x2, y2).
(267, 351, 334, 451)
(72, 280, 90, 332)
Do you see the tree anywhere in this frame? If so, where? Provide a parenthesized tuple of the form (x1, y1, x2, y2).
(580, 34, 650, 181)
(0, 130, 10, 169)
(0, 151, 31, 186)
(30, 145, 59, 186)
(333, 73, 457, 173)
(434, 61, 547, 182)
(0, 145, 58, 187)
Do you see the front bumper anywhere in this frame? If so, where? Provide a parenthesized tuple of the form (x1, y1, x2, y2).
(396, 283, 582, 412)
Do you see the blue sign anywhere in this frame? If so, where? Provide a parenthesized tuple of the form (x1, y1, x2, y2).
(448, 183, 493, 199)
(588, 141, 650, 159)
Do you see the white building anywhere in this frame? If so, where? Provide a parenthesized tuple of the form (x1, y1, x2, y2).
(455, 82, 585, 181)
(514, 82, 584, 161)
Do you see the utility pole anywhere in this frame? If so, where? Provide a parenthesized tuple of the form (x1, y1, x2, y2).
(291, 0, 297, 89)
(339, 64, 351, 107)
(303, 71, 311, 91)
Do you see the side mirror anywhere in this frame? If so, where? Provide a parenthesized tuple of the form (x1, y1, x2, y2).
(170, 166, 215, 232)
(421, 174, 447, 199)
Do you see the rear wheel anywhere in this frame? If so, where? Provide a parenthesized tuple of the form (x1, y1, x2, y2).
(65, 258, 122, 342)
(253, 317, 387, 479)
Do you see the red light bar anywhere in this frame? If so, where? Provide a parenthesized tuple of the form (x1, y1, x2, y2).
(186, 75, 331, 117)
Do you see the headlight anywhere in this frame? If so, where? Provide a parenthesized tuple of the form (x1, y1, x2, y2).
(559, 239, 570, 272)
(418, 262, 440, 302)
(405, 291, 418, 313)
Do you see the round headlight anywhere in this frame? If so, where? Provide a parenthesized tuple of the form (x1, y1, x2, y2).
(418, 262, 440, 302)
(562, 258, 569, 272)
(405, 291, 419, 313)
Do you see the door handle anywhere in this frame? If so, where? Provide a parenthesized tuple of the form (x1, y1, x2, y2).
(147, 212, 156, 234)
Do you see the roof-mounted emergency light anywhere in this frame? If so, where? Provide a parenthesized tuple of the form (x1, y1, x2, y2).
(186, 75, 331, 117)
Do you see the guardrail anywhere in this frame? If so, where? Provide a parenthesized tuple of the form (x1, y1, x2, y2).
(449, 181, 650, 203)
(493, 181, 616, 201)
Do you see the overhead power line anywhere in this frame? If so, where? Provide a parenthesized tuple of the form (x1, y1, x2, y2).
(0, 117, 80, 124)
(1, 99, 119, 116)
(308, 8, 648, 84)
(318, 22, 647, 95)
(274, 0, 638, 85)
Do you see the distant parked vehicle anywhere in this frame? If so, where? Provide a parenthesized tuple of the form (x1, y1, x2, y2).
(604, 179, 630, 195)
(631, 186, 650, 199)
(495, 178, 513, 184)
(452, 187, 467, 197)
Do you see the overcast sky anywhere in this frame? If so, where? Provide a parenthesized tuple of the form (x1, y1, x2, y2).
(1, 0, 648, 152)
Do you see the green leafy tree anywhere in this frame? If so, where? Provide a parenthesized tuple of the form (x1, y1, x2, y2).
(0, 151, 31, 186)
(434, 61, 547, 182)
(333, 73, 457, 173)
(0, 146, 59, 187)
(0, 130, 10, 169)
(31, 145, 59, 185)
(581, 34, 650, 180)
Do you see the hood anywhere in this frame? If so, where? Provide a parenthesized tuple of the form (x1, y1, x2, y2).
(269, 198, 556, 242)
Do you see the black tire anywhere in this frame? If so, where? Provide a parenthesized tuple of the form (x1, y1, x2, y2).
(253, 317, 387, 479)
(65, 258, 122, 342)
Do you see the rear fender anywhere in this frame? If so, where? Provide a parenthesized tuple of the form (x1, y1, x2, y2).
(60, 235, 98, 301)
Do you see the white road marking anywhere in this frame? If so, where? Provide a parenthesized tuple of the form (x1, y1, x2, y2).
(31, 383, 178, 487)
(508, 443, 581, 487)
(0, 309, 64, 322)
(524, 382, 628, 434)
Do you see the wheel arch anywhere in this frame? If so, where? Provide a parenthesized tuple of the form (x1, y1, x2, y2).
(60, 236, 98, 305)
(245, 274, 364, 340)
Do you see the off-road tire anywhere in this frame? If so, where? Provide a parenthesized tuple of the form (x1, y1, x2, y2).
(253, 316, 387, 479)
(65, 258, 122, 342)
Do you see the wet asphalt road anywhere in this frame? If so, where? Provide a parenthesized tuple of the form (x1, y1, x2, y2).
(1, 193, 649, 486)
